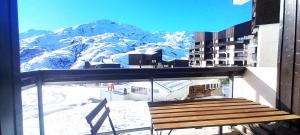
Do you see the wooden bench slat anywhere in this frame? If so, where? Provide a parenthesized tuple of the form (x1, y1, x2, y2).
(150, 101, 256, 110)
(148, 98, 247, 107)
(91, 107, 110, 135)
(152, 111, 289, 124)
(86, 98, 107, 123)
(149, 98, 300, 131)
(150, 104, 263, 114)
(153, 115, 300, 130)
(151, 107, 278, 119)
(86, 98, 117, 135)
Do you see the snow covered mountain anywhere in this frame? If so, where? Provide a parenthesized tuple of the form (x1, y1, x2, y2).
(20, 20, 194, 72)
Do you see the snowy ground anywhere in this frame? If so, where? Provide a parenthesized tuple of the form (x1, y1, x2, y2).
(22, 82, 232, 135)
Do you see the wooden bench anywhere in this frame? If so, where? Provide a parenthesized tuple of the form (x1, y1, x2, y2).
(148, 98, 300, 135)
(86, 98, 117, 135)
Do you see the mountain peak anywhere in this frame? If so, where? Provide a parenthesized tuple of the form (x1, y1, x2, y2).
(20, 29, 53, 38)
(19, 20, 194, 72)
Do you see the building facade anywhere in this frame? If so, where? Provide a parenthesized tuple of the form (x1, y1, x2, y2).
(190, 21, 253, 67)
(128, 49, 189, 68)
(190, 0, 280, 68)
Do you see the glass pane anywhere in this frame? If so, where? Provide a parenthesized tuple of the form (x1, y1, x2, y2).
(153, 78, 231, 101)
(34, 82, 152, 135)
(22, 87, 40, 135)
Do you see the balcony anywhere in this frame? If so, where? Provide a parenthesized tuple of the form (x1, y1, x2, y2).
(226, 41, 236, 45)
(18, 63, 297, 135)
(234, 56, 247, 61)
(234, 48, 246, 52)
(218, 56, 227, 60)
(218, 43, 227, 46)
(2, 0, 300, 134)
(194, 57, 204, 61)
(194, 45, 203, 49)
(194, 51, 203, 55)
(218, 50, 227, 53)
(21, 67, 246, 135)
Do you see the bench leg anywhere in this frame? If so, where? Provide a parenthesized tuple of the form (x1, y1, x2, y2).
(151, 124, 153, 135)
(219, 126, 223, 135)
(168, 129, 173, 135)
(242, 126, 247, 134)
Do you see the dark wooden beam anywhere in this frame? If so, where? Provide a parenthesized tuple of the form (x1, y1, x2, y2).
(278, 0, 300, 117)
(278, 0, 297, 113)
(293, 0, 300, 115)
(0, 0, 22, 135)
(255, 0, 280, 25)
(276, 0, 285, 112)
(20, 67, 245, 86)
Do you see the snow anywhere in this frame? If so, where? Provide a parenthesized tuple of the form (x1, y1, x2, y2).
(22, 79, 231, 135)
(19, 20, 194, 72)
(22, 85, 151, 135)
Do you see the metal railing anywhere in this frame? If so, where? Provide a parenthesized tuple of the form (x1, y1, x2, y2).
(20, 67, 245, 135)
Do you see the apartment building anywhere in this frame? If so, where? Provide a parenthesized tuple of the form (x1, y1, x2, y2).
(189, 32, 213, 67)
(190, 0, 280, 68)
(190, 21, 252, 67)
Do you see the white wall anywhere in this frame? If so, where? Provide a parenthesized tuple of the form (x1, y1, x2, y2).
(257, 24, 280, 67)
(236, 24, 279, 106)
(234, 67, 277, 107)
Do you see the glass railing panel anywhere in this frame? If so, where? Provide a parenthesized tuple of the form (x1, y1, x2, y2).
(22, 86, 40, 135)
(21, 75, 234, 135)
(40, 84, 100, 134)
(153, 77, 231, 101)
(97, 81, 151, 133)
(22, 81, 152, 135)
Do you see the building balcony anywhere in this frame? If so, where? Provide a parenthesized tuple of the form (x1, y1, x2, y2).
(219, 50, 227, 53)
(194, 45, 204, 49)
(234, 48, 246, 52)
(19, 66, 297, 135)
(3, 0, 300, 134)
(194, 51, 203, 55)
(194, 57, 204, 60)
(234, 56, 247, 61)
(218, 43, 227, 46)
(226, 41, 236, 45)
(218, 56, 227, 60)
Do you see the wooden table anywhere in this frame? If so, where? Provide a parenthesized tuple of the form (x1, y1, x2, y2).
(148, 98, 300, 135)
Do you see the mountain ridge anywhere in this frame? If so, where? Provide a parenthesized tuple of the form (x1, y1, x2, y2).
(20, 20, 194, 72)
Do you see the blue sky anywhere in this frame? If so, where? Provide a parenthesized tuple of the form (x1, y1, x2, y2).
(18, 0, 252, 33)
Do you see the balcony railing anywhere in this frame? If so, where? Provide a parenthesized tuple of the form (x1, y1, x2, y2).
(219, 50, 227, 53)
(192, 51, 203, 55)
(234, 56, 247, 61)
(218, 56, 227, 60)
(194, 57, 204, 60)
(234, 48, 246, 52)
(21, 67, 245, 135)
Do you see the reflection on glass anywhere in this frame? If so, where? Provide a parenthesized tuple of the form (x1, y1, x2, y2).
(153, 78, 231, 101)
